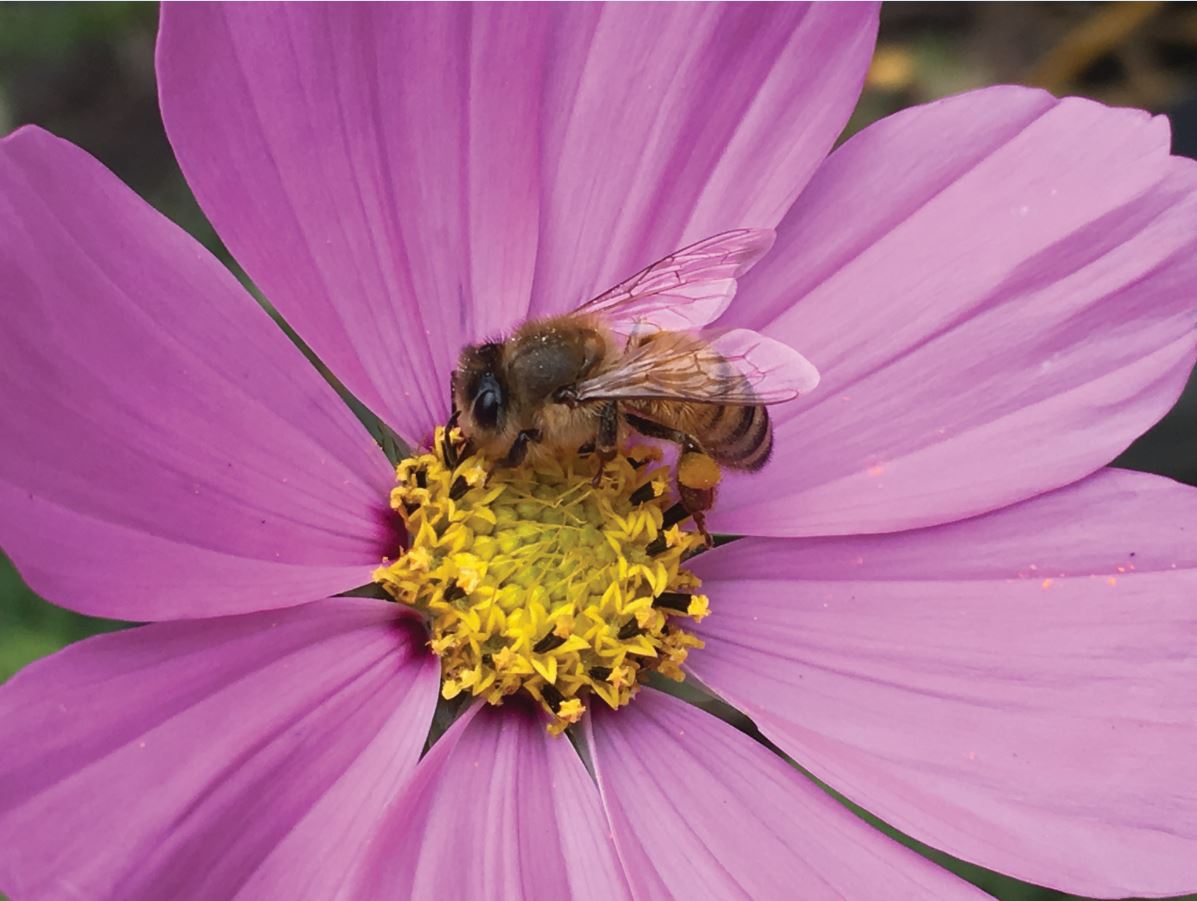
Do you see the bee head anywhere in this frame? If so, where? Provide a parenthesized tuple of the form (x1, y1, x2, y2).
(453, 342, 508, 441)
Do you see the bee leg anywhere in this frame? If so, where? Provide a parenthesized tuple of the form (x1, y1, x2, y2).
(591, 402, 619, 487)
(500, 428, 541, 469)
(440, 399, 464, 467)
(624, 413, 718, 545)
(677, 484, 715, 547)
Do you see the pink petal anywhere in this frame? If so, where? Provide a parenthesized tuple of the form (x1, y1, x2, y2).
(717, 87, 1197, 536)
(0, 127, 396, 621)
(689, 469, 1197, 897)
(576, 228, 776, 334)
(157, 4, 877, 446)
(588, 690, 984, 900)
(353, 703, 630, 900)
(524, 5, 877, 320)
(0, 599, 439, 901)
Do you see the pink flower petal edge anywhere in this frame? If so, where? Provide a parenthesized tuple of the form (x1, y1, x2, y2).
(0, 599, 439, 901)
(157, 3, 877, 446)
(351, 702, 630, 901)
(717, 86, 1197, 537)
(0, 126, 396, 621)
(690, 468, 1197, 897)
(589, 689, 986, 900)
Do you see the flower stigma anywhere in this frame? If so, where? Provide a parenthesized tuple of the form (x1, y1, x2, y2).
(374, 427, 710, 733)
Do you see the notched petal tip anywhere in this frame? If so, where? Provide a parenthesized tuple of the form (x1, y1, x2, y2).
(719, 85, 1197, 536)
(0, 125, 394, 621)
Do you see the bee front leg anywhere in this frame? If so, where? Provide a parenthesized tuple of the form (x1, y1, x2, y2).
(440, 402, 470, 468)
(447, 372, 462, 430)
(500, 428, 541, 469)
(591, 402, 619, 487)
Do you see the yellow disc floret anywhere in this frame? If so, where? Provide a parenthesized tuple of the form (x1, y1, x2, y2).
(374, 427, 709, 733)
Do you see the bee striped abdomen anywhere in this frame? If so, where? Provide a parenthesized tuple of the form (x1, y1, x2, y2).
(698, 403, 772, 471)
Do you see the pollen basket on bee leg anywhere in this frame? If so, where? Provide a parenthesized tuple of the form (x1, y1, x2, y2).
(373, 426, 711, 733)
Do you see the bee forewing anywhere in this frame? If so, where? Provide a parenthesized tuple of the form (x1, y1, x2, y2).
(709, 328, 821, 404)
(576, 228, 775, 332)
(573, 328, 817, 406)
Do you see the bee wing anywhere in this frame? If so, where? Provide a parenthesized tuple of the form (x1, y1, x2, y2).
(573, 329, 819, 405)
(575, 229, 775, 332)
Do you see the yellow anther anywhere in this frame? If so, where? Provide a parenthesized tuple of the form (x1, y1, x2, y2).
(493, 646, 517, 671)
(456, 567, 483, 594)
(608, 665, 634, 690)
(375, 427, 708, 732)
(556, 698, 585, 726)
(663, 524, 687, 548)
(401, 545, 432, 572)
(460, 460, 490, 487)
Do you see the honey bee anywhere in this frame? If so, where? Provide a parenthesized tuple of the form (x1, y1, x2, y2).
(450, 229, 820, 540)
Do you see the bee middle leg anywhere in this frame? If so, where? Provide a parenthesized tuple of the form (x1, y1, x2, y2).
(623, 413, 717, 545)
(590, 402, 619, 486)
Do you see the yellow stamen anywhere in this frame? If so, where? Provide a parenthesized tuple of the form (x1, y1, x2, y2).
(374, 426, 709, 732)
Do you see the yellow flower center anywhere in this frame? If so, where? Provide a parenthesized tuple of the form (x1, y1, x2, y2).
(374, 427, 709, 733)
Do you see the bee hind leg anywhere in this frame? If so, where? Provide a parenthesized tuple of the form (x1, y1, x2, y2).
(624, 413, 719, 546)
(676, 483, 715, 548)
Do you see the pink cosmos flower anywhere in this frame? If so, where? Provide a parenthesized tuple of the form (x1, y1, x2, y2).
(2, 4, 1196, 899)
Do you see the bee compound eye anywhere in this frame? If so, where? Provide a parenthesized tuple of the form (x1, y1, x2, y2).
(473, 387, 502, 428)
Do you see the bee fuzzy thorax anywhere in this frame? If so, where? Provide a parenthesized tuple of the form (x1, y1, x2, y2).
(374, 426, 710, 733)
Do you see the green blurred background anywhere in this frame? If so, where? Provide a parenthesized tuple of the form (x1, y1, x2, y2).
(1, 3, 1195, 900)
